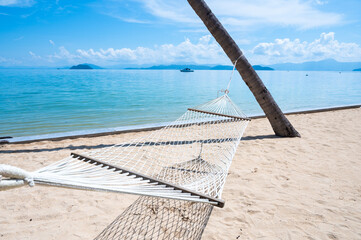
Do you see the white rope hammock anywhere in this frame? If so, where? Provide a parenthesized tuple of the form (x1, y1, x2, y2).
(0, 94, 250, 208)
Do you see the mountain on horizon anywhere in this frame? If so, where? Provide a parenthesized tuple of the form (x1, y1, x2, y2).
(69, 63, 103, 69)
(267, 59, 361, 71)
(126, 64, 212, 70)
(125, 64, 274, 71)
(124, 59, 361, 71)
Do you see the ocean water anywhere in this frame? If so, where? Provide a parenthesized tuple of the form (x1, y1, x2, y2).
(0, 69, 360, 138)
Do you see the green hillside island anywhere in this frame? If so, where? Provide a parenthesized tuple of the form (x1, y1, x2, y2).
(70, 64, 102, 69)
(353, 68, 361, 71)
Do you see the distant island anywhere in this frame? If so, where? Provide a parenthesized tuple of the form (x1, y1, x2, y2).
(70, 64, 92, 69)
(70, 63, 102, 69)
(353, 68, 361, 71)
(126, 64, 216, 70)
(253, 65, 274, 71)
(125, 64, 274, 71)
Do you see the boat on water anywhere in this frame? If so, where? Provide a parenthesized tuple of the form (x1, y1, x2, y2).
(180, 68, 194, 72)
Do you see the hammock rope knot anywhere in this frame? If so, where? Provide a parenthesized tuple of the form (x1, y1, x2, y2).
(0, 164, 35, 190)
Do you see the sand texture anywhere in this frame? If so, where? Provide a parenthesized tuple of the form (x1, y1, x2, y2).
(0, 108, 360, 239)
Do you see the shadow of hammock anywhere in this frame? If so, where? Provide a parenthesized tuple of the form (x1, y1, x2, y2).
(0, 135, 279, 154)
(94, 194, 214, 240)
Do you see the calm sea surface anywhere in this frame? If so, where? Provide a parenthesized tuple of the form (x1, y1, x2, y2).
(0, 69, 360, 138)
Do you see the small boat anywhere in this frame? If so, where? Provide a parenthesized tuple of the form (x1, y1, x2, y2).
(180, 68, 194, 72)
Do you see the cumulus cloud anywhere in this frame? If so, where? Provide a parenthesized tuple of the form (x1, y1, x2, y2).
(48, 35, 228, 65)
(7, 33, 360, 67)
(132, 0, 342, 29)
(0, 0, 35, 7)
(251, 32, 361, 64)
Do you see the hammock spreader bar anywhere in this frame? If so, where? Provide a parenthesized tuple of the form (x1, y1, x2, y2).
(187, 108, 251, 121)
(70, 153, 225, 208)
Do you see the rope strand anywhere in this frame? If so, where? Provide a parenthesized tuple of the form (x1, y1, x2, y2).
(225, 55, 242, 93)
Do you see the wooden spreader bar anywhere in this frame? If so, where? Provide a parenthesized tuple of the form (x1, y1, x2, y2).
(70, 152, 225, 208)
(188, 108, 251, 121)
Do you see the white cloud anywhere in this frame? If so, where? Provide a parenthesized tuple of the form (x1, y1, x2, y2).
(134, 0, 342, 29)
(139, 0, 198, 24)
(29, 51, 41, 59)
(100, 10, 151, 24)
(0, 0, 17, 6)
(251, 32, 361, 64)
(313, 0, 328, 5)
(208, 0, 341, 29)
(0, 0, 35, 7)
(0, 56, 7, 63)
(49, 46, 79, 63)
(48, 36, 228, 65)
(0, 56, 22, 65)
(49, 40, 55, 45)
(120, 18, 150, 24)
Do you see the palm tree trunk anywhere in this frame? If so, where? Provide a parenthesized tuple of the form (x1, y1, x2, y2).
(187, 0, 300, 137)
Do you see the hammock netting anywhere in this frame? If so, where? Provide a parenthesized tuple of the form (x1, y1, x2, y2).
(0, 94, 250, 239)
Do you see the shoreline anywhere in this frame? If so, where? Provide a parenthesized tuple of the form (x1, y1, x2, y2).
(3, 104, 360, 144)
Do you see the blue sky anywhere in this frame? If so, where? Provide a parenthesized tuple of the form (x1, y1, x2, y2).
(0, 0, 361, 67)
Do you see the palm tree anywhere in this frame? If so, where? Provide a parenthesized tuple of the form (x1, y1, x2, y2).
(187, 0, 300, 137)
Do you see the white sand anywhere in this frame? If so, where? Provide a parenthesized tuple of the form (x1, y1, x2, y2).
(1, 108, 360, 239)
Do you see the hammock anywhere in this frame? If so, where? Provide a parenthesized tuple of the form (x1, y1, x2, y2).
(0, 94, 250, 208)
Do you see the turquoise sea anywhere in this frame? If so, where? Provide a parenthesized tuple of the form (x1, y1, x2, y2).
(0, 69, 360, 139)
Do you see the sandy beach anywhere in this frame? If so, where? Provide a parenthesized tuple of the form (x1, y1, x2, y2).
(1, 108, 360, 240)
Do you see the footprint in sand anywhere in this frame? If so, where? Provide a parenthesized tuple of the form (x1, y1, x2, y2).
(275, 175, 290, 181)
(247, 209, 260, 214)
(327, 233, 338, 240)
